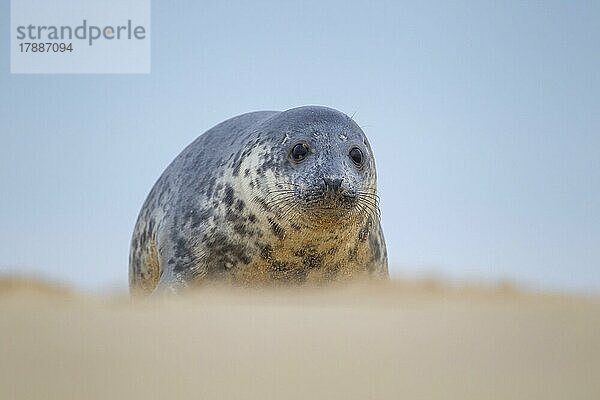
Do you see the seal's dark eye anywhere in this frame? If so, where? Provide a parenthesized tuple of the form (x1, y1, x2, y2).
(349, 147, 363, 166)
(290, 143, 309, 162)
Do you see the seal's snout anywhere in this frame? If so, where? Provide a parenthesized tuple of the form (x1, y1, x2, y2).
(318, 176, 356, 210)
(321, 177, 347, 201)
(323, 177, 343, 193)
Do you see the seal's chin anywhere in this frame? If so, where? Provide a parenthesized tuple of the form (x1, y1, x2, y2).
(301, 197, 358, 223)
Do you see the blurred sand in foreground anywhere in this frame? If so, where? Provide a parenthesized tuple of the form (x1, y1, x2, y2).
(1, 277, 599, 400)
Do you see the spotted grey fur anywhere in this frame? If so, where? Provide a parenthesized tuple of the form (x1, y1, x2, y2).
(129, 106, 388, 295)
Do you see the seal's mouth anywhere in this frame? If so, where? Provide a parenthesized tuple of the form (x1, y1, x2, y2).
(305, 196, 357, 213)
(265, 183, 380, 226)
(298, 189, 362, 225)
(299, 183, 357, 211)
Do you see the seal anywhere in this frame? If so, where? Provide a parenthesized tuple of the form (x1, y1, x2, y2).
(129, 106, 388, 295)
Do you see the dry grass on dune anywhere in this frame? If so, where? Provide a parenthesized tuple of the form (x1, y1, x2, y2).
(0, 275, 75, 298)
(1, 276, 599, 400)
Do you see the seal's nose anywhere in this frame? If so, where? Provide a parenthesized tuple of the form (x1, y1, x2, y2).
(323, 177, 343, 193)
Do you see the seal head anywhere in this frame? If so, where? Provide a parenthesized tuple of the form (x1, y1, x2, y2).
(250, 107, 380, 229)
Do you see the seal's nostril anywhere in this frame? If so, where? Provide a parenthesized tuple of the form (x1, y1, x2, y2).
(323, 177, 343, 191)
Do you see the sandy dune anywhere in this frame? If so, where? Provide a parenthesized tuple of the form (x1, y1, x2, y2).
(1, 278, 599, 399)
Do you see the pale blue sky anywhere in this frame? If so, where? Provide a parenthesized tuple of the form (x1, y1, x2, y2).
(1, 1, 599, 292)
